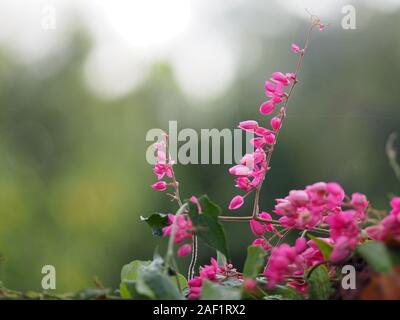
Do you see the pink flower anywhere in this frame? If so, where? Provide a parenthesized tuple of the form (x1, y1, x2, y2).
(252, 238, 272, 251)
(235, 177, 252, 191)
(263, 243, 305, 288)
(188, 258, 236, 299)
(190, 196, 202, 213)
(153, 163, 173, 180)
(259, 100, 275, 115)
(291, 43, 300, 53)
(177, 244, 192, 257)
(250, 219, 265, 236)
(162, 214, 193, 244)
(351, 193, 368, 208)
(151, 181, 167, 191)
(229, 195, 244, 210)
(366, 196, 400, 242)
(271, 72, 289, 85)
(329, 236, 352, 263)
(239, 120, 259, 132)
(264, 132, 276, 145)
(259, 212, 276, 232)
(264, 81, 276, 92)
(270, 117, 282, 131)
(295, 237, 307, 254)
(243, 278, 257, 292)
(390, 196, 400, 216)
(229, 164, 252, 176)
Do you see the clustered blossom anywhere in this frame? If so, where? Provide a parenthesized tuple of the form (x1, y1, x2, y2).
(250, 212, 279, 251)
(188, 258, 236, 300)
(366, 196, 400, 243)
(264, 237, 336, 291)
(146, 19, 400, 300)
(273, 182, 368, 263)
(151, 134, 174, 192)
(162, 214, 193, 256)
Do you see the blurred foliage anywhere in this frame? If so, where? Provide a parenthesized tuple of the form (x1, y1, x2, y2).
(0, 3, 400, 292)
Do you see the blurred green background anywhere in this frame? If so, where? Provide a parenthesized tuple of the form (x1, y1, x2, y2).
(0, 0, 399, 292)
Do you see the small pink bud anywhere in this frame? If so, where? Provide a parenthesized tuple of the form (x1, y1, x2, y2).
(229, 195, 244, 210)
(264, 133, 276, 145)
(239, 120, 259, 132)
(255, 127, 272, 136)
(188, 277, 202, 287)
(151, 181, 167, 191)
(259, 100, 275, 115)
(250, 137, 266, 149)
(291, 43, 300, 53)
(250, 219, 265, 236)
(229, 165, 252, 177)
(295, 237, 307, 254)
(243, 278, 257, 292)
(264, 81, 275, 92)
(270, 117, 282, 131)
(190, 196, 203, 213)
(271, 72, 288, 83)
(177, 244, 192, 257)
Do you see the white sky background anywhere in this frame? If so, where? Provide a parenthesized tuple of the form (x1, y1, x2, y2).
(0, 0, 399, 100)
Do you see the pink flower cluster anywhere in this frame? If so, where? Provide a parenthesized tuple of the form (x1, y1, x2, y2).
(249, 212, 279, 251)
(366, 196, 400, 243)
(263, 238, 304, 288)
(162, 214, 193, 257)
(264, 237, 332, 291)
(274, 182, 368, 230)
(151, 135, 173, 192)
(188, 258, 236, 299)
(273, 182, 368, 263)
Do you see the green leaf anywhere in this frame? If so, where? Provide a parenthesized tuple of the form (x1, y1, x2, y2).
(216, 251, 227, 267)
(120, 258, 184, 300)
(140, 213, 169, 236)
(188, 195, 229, 258)
(200, 280, 241, 300)
(266, 285, 304, 300)
(137, 266, 183, 300)
(120, 260, 152, 299)
(243, 246, 267, 279)
(171, 273, 188, 291)
(307, 233, 332, 260)
(307, 265, 334, 300)
(356, 241, 393, 273)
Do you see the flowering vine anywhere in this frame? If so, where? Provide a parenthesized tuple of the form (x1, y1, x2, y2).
(128, 15, 400, 301)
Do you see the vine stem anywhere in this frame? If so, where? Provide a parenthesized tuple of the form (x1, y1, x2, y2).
(218, 215, 330, 235)
(165, 134, 198, 279)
